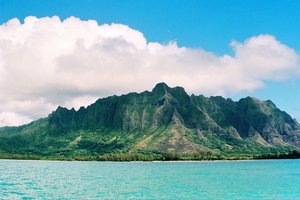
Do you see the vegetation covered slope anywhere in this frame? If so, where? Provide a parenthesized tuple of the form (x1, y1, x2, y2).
(1, 83, 300, 160)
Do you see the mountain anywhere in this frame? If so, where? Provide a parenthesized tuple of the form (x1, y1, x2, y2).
(1, 82, 300, 161)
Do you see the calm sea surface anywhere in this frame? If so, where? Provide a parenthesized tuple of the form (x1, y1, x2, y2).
(1, 159, 300, 199)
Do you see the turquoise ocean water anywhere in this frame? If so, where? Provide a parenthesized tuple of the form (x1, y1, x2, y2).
(1, 159, 300, 199)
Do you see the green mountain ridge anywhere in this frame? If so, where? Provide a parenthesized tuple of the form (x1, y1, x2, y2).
(1, 82, 300, 160)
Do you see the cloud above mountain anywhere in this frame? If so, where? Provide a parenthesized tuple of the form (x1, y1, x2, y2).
(0, 16, 299, 126)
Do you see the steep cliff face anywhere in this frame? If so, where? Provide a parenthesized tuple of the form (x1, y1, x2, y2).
(48, 83, 220, 132)
(191, 95, 300, 146)
(1, 83, 300, 158)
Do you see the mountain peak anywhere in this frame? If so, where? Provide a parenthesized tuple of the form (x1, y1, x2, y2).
(55, 106, 68, 112)
(152, 82, 170, 95)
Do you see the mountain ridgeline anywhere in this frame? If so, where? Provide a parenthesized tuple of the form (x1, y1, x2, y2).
(1, 83, 300, 161)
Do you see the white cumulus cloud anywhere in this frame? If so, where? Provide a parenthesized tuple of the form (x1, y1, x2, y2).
(0, 16, 299, 126)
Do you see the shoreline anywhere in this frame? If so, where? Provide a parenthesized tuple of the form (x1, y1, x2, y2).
(1, 155, 300, 162)
(1, 150, 300, 162)
(0, 158, 299, 163)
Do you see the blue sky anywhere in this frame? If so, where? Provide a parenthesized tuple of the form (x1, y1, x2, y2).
(1, 0, 300, 53)
(0, 0, 300, 124)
